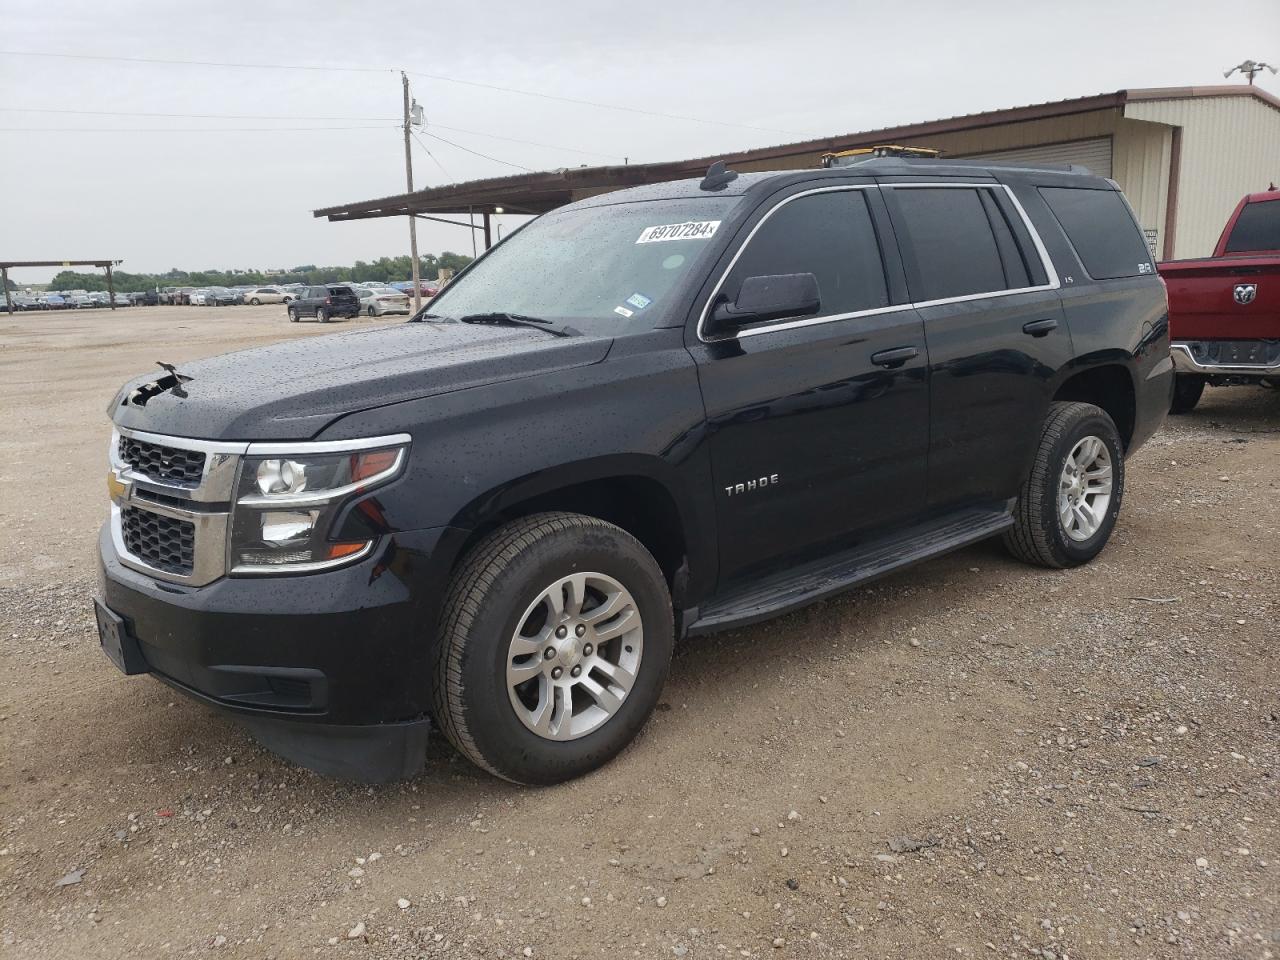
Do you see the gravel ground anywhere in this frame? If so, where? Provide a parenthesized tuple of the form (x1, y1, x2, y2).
(0, 307, 1276, 959)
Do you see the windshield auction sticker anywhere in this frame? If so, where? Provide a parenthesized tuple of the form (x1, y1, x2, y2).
(636, 220, 721, 244)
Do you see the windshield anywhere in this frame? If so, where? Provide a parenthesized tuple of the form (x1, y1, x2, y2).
(427, 197, 734, 333)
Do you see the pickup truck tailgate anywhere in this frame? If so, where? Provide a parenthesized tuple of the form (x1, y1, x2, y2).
(1158, 257, 1279, 341)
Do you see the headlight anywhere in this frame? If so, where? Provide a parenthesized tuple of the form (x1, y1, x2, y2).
(229, 438, 408, 574)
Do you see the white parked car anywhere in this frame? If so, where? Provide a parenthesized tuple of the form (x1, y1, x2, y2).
(188, 288, 211, 306)
(244, 286, 291, 305)
(357, 286, 411, 317)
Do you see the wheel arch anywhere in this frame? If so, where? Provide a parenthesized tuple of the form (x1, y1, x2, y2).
(1051, 361, 1137, 451)
(445, 456, 708, 606)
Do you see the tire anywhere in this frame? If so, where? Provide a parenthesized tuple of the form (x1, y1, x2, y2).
(250, 297, 261, 306)
(1003, 401, 1125, 569)
(1169, 375, 1205, 414)
(287, 307, 298, 323)
(316, 307, 328, 323)
(432, 512, 674, 785)
(367, 305, 377, 317)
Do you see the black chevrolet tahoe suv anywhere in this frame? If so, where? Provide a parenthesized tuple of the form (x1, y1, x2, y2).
(97, 158, 1172, 783)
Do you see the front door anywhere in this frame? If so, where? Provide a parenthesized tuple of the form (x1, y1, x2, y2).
(688, 186, 930, 589)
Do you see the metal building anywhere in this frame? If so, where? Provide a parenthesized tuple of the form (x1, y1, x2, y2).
(316, 84, 1280, 261)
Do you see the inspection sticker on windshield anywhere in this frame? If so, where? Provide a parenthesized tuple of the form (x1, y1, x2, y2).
(625, 293, 652, 310)
(636, 220, 721, 244)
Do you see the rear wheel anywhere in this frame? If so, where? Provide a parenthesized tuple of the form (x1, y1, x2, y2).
(1170, 374, 1206, 414)
(432, 512, 673, 785)
(1003, 401, 1124, 569)
(287, 307, 298, 323)
(367, 305, 377, 317)
(316, 307, 328, 323)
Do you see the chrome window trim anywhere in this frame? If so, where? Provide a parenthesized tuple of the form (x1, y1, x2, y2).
(696, 182, 1060, 343)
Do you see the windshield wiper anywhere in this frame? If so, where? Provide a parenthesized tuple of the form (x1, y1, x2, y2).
(459, 312, 580, 337)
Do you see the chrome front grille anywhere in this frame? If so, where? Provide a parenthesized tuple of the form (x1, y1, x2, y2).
(118, 435, 206, 487)
(109, 427, 249, 586)
(120, 505, 195, 575)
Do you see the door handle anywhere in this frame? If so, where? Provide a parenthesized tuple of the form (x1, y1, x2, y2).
(870, 346, 919, 368)
(1022, 318, 1059, 337)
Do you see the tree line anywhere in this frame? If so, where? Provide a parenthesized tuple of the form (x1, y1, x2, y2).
(41, 252, 475, 293)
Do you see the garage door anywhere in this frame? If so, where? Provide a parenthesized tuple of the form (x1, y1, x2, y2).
(959, 137, 1113, 178)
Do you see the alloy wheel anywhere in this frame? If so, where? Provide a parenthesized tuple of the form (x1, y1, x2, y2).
(506, 572, 643, 741)
(1058, 435, 1113, 541)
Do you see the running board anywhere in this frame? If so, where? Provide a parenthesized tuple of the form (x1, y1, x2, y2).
(686, 505, 1014, 637)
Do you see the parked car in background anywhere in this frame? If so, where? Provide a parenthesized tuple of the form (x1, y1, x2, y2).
(244, 286, 290, 305)
(1159, 187, 1280, 412)
(88, 292, 111, 308)
(392, 279, 440, 298)
(40, 294, 67, 309)
(205, 287, 239, 306)
(113, 293, 131, 307)
(71, 295, 95, 309)
(287, 283, 360, 322)
(188, 288, 211, 306)
(357, 285, 411, 316)
(129, 291, 160, 306)
(8, 294, 41, 310)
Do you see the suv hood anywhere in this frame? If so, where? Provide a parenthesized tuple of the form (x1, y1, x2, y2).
(110, 322, 612, 440)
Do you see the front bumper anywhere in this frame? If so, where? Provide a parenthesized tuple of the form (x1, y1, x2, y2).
(98, 523, 467, 780)
(1171, 340, 1280, 376)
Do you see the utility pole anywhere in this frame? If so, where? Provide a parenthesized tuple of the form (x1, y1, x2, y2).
(402, 71, 422, 314)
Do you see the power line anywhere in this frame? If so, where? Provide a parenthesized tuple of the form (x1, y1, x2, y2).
(429, 121, 626, 162)
(0, 49, 390, 73)
(405, 69, 799, 136)
(420, 130, 532, 172)
(0, 124, 397, 133)
(0, 48, 799, 136)
(0, 105, 399, 121)
(410, 129, 453, 181)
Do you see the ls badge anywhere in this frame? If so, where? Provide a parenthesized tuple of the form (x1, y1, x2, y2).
(1234, 283, 1257, 305)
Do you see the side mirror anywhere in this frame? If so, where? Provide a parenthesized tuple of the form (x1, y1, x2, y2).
(709, 273, 820, 334)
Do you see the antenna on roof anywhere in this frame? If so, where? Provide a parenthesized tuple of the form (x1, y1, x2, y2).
(700, 160, 738, 191)
(1223, 59, 1276, 84)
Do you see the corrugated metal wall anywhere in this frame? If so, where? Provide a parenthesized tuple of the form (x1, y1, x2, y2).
(960, 138, 1113, 177)
(1126, 96, 1280, 258)
(1112, 119, 1172, 258)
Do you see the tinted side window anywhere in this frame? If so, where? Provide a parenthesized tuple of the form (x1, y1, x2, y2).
(722, 189, 888, 320)
(1039, 187, 1153, 280)
(890, 188, 1008, 301)
(1224, 201, 1280, 253)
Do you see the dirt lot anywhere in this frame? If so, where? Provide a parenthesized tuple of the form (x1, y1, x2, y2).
(1, 306, 1276, 959)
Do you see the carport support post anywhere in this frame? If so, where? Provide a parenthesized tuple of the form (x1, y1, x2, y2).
(105, 263, 116, 311)
(483, 212, 492, 251)
(2, 267, 11, 316)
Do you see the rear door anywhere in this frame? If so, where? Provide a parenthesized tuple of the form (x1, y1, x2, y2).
(882, 181, 1069, 508)
(688, 184, 930, 587)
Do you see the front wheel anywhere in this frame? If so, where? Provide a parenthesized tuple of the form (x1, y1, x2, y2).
(250, 297, 261, 305)
(432, 513, 673, 785)
(1003, 401, 1125, 569)
(1170, 374, 1205, 414)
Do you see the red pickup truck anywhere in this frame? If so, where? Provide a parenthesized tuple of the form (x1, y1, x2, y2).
(1158, 188, 1280, 413)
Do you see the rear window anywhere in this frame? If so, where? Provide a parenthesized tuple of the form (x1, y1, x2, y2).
(1223, 201, 1280, 253)
(890, 187, 1014, 301)
(1039, 187, 1153, 280)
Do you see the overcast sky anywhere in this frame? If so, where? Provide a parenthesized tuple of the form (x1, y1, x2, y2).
(2, 0, 1276, 284)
